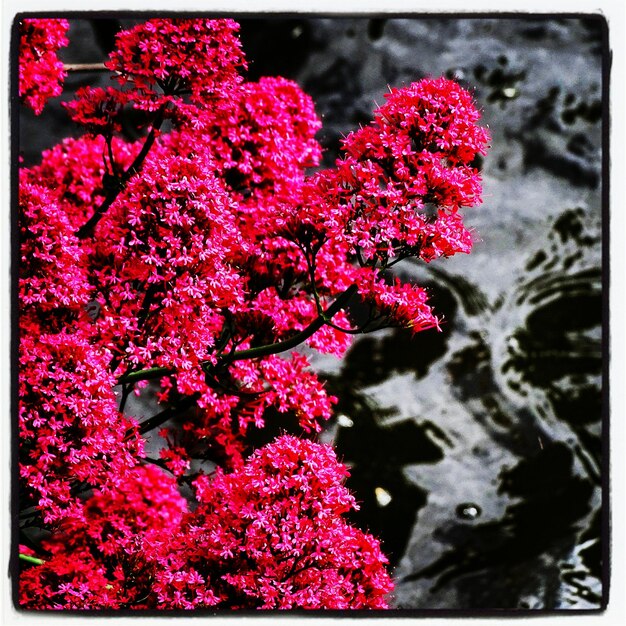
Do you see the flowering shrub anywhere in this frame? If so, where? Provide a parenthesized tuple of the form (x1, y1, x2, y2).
(156, 436, 393, 609)
(17, 17, 489, 610)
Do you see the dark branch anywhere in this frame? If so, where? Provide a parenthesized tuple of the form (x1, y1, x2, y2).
(138, 394, 199, 435)
(117, 284, 358, 384)
(76, 104, 168, 239)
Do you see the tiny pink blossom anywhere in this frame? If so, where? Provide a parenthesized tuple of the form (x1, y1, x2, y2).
(19, 19, 69, 115)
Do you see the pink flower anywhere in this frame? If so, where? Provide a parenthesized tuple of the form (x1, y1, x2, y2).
(105, 19, 246, 106)
(19, 19, 69, 115)
(155, 435, 394, 609)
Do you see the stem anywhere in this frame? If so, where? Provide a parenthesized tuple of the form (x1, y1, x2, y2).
(117, 284, 358, 384)
(355, 245, 366, 268)
(304, 244, 324, 316)
(135, 284, 159, 329)
(19, 553, 45, 566)
(63, 62, 107, 72)
(119, 365, 174, 385)
(118, 384, 132, 413)
(106, 134, 118, 177)
(324, 318, 366, 335)
(224, 283, 358, 362)
(76, 104, 167, 239)
(212, 318, 233, 357)
(141, 456, 173, 473)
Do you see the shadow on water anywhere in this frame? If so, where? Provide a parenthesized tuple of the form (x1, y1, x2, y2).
(400, 442, 596, 608)
(340, 283, 457, 388)
(502, 208, 603, 478)
(326, 386, 443, 568)
(328, 206, 603, 607)
(319, 283, 456, 567)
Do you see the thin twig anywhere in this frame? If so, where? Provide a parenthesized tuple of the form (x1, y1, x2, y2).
(228, 284, 358, 362)
(63, 62, 108, 72)
(138, 395, 198, 435)
(118, 384, 132, 413)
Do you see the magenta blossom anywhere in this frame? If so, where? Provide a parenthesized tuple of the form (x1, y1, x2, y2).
(19, 19, 69, 114)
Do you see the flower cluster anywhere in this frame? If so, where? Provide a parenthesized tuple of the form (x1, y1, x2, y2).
(18, 16, 489, 610)
(20, 437, 392, 609)
(297, 77, 490, 264)
(19, 464, 187, 609)
(354, 269, 441, 333)
(64, 86, 130, 135)
(154, 436, 393, 609)
(106, 18, 246, 106)
(178, 436, 393, 609)
(19, 19, 69, 115)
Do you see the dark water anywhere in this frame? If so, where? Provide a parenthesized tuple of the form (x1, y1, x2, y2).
(18, 16, 606, 611)
(323, 204, 603, 609)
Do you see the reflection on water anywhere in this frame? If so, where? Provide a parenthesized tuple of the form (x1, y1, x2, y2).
(329, 387, 441, 567)
(326, 207, 603, 609)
